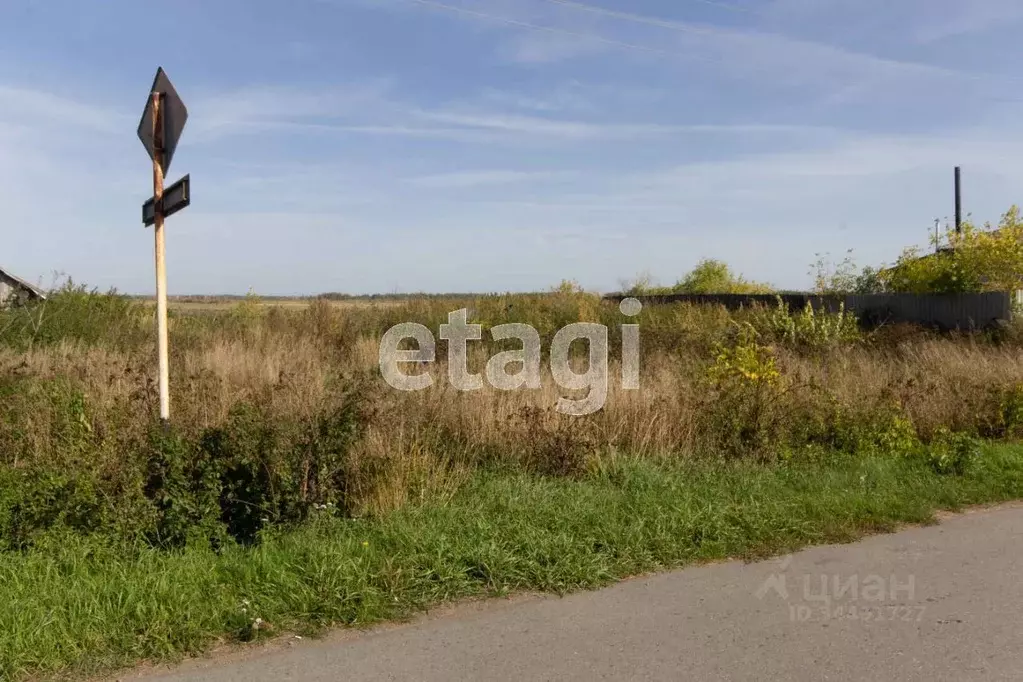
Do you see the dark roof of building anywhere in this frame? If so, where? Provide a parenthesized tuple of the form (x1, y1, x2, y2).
(0, 266, 47, 300)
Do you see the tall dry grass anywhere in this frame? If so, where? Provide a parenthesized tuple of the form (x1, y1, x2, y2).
(2, 286, 1023, 530)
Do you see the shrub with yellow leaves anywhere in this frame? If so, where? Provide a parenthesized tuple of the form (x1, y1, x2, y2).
(883, 206, 1023, 294)
(706, 323, 781, 389)
(702, 323, 787, 460)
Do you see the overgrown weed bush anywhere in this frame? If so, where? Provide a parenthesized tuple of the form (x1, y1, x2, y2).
(922, 429, 982, 476)
(750, 296, 862, 350)
(0, 281, 149, 350)
(0, 366, 372, 550)
(700, 324, 787, 460)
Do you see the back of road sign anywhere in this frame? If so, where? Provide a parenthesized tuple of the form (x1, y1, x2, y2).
(137, 68, 188, 175)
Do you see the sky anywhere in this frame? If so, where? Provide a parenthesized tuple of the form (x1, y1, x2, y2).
(1, 0, 1022, 295)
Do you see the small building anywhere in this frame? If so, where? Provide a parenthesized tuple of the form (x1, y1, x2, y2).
(0, 266, 46, 308)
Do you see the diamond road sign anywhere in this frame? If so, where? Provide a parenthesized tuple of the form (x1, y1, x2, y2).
(137, 67, 188, 175)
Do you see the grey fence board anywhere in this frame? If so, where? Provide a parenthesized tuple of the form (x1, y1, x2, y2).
(604, 292, 1012, 330)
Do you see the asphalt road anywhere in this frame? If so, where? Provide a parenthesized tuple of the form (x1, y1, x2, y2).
(132, 504, 1023, 682)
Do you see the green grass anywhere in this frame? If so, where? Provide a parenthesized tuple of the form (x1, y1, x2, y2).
(4, 445, 1023, 680)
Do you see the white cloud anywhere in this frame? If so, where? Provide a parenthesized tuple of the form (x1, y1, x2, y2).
(379, 0, 1013, 108)
(474, 82, 670, 116)
(192, 119, 509, 144)
(475, 87, 591, 112)
(187, 80, 395, 140)
(603, 124, 1023, 216)
(0, 85, 128, 135)
(416, 110, 834, 139)
(499, 30, 609, 63)
(911, 0, 1023, 43)
(187, 92, 840, 144)
(407, 169, 575, 188)
(764, 0, 1023, 45)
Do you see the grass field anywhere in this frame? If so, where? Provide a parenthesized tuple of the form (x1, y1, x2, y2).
(2, 284, 1023, 678)
(4, 446, 1023, 680)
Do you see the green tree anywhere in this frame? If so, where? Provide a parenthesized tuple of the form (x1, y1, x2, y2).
(673, 259, 772, 294)
(853, 266, 885, 295)
(810, 251, 886, 294)
(882, 206, 1023, 293)
(618, 271, 659, 296)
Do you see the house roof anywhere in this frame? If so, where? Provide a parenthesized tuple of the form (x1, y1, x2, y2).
(0, 266, 47, 300)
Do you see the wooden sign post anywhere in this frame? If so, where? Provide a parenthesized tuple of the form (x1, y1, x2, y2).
(138, 68, 190, 424)
(151, 93, 170, 422)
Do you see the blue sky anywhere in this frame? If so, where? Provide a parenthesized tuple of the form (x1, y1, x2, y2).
(2, 0, 1022, 294)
